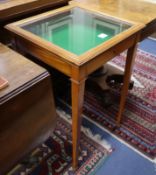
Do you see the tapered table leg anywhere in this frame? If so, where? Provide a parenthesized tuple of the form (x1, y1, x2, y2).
(71, 78, 86, 169)
(116, 43, 138, 125)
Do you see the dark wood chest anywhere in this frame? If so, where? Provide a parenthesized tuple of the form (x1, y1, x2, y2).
(0, 43, 56, 174)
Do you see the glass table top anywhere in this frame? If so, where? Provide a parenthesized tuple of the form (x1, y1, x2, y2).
(22, 7, 131, 55)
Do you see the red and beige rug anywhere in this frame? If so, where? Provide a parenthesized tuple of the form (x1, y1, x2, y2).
(83, 50, 156, 159)
(57, 49, 156, 160)
(9, 117, 112, 175)
(8, 49, 156, 174)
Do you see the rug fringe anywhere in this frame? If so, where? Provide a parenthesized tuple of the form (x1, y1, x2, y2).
(84, 114, 156, 163)
(57, 109, 112, 152)
(81, 127, 112, 151)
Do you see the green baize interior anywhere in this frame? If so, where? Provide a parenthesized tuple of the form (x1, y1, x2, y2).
(23, 7, 130, 55)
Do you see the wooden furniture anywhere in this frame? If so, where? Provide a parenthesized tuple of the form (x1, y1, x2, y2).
(0, 43, 57, 174)
(0, 0, 69, 43)
(69, 0, 156, 122)
(5, 4, 144, 168)
(71, 0, 156, 41)
(0, 0, 69, 22)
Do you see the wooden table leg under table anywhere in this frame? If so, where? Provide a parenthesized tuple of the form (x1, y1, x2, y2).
(116, 42, 138, 125)
(70, 34, 140, 168)
(71, 76, 86, 169)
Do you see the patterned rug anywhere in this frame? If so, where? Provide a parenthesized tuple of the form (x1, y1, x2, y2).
(8, 117, 112, 175)
(57, 49, 156, 159)
(86, 50, 156, 159)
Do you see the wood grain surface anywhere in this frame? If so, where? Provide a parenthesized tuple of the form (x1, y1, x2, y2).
(0, 43, 45, 99)
(0, 0, 69, 21)
(0, 43, 57, 174)
(71, 0, 156, 24)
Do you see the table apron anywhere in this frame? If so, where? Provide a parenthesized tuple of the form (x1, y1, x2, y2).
(13, 32, 139, 81)
(14, 35, 73, 76)
(76, 33, 139, 80)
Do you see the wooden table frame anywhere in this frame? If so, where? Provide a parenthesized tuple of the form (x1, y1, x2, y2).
(5, 4, 144, 169)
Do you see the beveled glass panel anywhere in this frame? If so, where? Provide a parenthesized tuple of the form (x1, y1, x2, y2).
(22, 7, 131, 55)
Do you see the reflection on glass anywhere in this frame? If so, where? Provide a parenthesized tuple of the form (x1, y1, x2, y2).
(22, 7, 131, 55)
